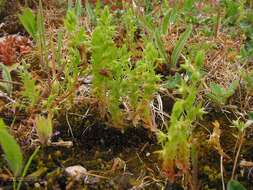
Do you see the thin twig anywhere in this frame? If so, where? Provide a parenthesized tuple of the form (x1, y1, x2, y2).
(220, 156, 225, 190)
(66, 112, 74, 139)
(231, 131, 245, 180)
(0, 79, 22, 85)
(0, 92, 15, 103)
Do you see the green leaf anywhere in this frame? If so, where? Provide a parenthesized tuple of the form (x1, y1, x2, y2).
(18, 8, 37, 39)
(227, 180, 246, 190)
(37, 0, 46, 46)
(161, 9, 177, 35)
(0, 63, 12, 94)
(17, 146, 40, 190)
(164, 73, 181, 89)
(228, 80, 239, 94)
(183, 0, 195, 12)
(154, 30, 168, 62)
(64, 10, 79, 32)
(138, 14, 154, 33)
(170, 100, 184, 124)
(210, 83, 223, 95)
(171, 25, 192, 65)
(231, 119, 247, 132)
(161, 11, 171, 35)
(20, 69, 40, 106)
(0, 119, 23, 176)
(74, 0, 82, 18)
(184, 90, 197, 111)
(195, 50, 205, 69)
(249, 112, 253, 120)
(85, 0, 96, 25)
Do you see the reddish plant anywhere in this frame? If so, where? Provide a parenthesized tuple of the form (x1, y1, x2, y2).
(0, 36, 17, 65)
(0, 35, 32, 65)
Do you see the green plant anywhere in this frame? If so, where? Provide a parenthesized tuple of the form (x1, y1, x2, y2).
(91, 7, 160, 129)
(161, 9, 177, 36)
(91, 6, 133, 126)
(207, 80, 239, 105)
(85, 0, 97, 26)
(143, 0, 153, 14)
(122, 8, 137, 50)
(19, 8, 37, 39)
(0, 119, 23, 177)
(171, 25, 192, 65)
(18, 0, 88, 112)
(42, 2, 88, 111)
(230, 117, 253, 179)
(37, 0, 47, 64)
(138, 7, 178, 65)
(157, 52, 206, 180)
(241, 70, 253, 93)
(91, 6, 117, 116)
(63, 7, 87, 92)
(183, 0, 195, 12)
(0, 63, 12, 94)
(16, 146, 40, 190)
(231, 119, 248, 132)
(19, 67, 40, 107)
(19, 0, 47, 68)
(35, 114, 53, 145)
(227, 180, 246, 190)
(127, 42, 160, 129)
(249, 111, 253, 120)
(239, 10, 253, 59)
(163, 73, 181, 89)
(138, 10, 193, 69)
(221, 0, 245, 25)
(0, 119, 40, 190)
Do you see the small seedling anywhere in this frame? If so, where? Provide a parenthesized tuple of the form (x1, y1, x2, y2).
(35, 114, 53, 145)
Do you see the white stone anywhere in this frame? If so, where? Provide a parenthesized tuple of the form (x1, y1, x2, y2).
(65, 165, 87, 181)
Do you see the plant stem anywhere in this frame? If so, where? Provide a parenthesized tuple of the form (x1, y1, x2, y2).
(13, 177, 17, 190)
(231, 131, 245, 180)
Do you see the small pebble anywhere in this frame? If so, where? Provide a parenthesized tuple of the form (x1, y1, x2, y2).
(65, 165, 87, 181)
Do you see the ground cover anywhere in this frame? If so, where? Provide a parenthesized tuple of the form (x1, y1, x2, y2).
(0, 0, 253, 189)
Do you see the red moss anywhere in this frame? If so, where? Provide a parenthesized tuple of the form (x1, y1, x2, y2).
(0, 35, 32, 65)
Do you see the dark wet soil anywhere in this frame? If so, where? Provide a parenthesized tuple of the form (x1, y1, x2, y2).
(0, 113, 166, 189)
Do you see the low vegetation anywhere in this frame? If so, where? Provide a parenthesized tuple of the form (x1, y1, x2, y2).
(0, 0, 253, 189)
